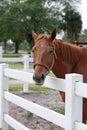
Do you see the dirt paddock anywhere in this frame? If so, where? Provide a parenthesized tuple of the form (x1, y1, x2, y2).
(9, 90, 64, 130)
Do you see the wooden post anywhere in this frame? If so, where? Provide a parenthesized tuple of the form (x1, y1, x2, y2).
(0, 63, 9, 130)
(65, 73, 83, 130)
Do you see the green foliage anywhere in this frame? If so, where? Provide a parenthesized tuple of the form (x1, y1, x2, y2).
(60, 3, 82, 41)
(79, 29, 87, 42)
(0, 0, 81, 52)
(0, 0, 61, 52)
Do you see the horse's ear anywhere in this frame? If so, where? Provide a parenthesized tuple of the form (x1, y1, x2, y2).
(50, 28, 56, 41)
(32, 30, 38, 40)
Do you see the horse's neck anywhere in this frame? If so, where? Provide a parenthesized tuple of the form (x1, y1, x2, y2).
(52, 57, 72, 78)
(54, 40, 82, 64)
(52, 40, 82, 78)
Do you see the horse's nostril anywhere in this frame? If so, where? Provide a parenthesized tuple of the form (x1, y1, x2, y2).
(33, 75, 35, 81)
(40, 73, 45, 80)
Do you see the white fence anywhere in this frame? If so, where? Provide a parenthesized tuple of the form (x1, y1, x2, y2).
(0, 55, 33, 92)
(0, 64, 87, 130)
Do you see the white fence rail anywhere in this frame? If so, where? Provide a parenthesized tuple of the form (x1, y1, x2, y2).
(0, 55, 33, 92)
(0, 64, 87, 130)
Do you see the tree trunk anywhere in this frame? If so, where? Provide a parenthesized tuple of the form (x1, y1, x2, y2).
(14, 41, 19, 53)
(4, 41, 7, 53)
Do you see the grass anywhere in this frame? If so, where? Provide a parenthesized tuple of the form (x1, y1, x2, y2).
(3, 53, 22, 57)
(9, 84, 52, 92)
(23, 112, 33, 119)
(8, 62, 24, 69)
(51, 106, 65, 115)
(1, 53, 24, 69)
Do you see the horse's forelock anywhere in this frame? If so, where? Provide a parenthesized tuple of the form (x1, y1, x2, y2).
(35, 34, 50, 43)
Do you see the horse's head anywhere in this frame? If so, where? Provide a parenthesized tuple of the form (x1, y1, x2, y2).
(32, 29, 56, 85)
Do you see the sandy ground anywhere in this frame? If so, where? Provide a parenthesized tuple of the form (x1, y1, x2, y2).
(9, 91, 65, 130)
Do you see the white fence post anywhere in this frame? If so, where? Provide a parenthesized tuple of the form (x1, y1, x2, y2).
(23, 55, 29, 92)
(65, 73, 83, 130)
(0, 63, 9, 130)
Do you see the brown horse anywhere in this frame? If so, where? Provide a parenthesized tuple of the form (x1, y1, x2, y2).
(32, 29, 87, 123)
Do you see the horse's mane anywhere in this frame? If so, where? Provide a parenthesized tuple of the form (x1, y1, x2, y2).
(54, 39, 87, 64)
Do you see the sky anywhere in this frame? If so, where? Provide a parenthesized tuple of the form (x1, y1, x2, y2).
(80, 0, 87, 30)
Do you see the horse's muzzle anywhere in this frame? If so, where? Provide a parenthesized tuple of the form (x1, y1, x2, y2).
(33, 73, 46, 85)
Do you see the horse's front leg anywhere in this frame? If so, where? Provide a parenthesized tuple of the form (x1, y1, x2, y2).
(59, 91, 65, 102)
(83, 98, 87, 123)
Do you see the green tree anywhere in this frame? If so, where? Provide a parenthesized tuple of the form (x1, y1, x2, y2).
(0, 0, 81, 53)
(60, 3, 82, 41)
(0, 0, 9, 52)
(0, 0, 61, 52)
(79, 29, 87, 42)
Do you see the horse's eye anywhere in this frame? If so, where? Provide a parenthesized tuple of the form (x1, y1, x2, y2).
(49, 50, 53, 54)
